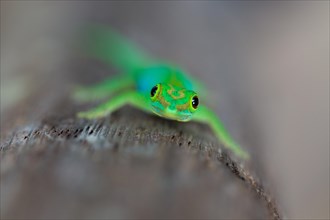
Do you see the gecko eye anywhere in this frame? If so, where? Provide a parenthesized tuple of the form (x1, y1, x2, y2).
(190, 95, 199, 112)
(150, 84, 161, 100)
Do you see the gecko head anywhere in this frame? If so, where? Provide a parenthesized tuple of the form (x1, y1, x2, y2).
(149, 83, 199, 122)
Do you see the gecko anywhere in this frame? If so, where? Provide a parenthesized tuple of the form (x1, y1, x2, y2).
(73, 25, 249, 160)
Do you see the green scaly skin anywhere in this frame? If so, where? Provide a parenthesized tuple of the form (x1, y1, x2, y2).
(73, 25, 249, 159)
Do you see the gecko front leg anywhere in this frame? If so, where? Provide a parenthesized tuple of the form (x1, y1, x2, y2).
(77, 91, 150, 119)
(72, 75, 134, 103)
(193, 105, 249, 159)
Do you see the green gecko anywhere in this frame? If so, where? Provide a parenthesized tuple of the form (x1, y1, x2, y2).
(73, 25, 249, 159)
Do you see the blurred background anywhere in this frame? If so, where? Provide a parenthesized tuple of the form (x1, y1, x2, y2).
(1, 1, 329, 219)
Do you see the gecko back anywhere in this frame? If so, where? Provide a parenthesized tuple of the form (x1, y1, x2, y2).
(83, 25, 153, 75)
(83, 25, 197, 95)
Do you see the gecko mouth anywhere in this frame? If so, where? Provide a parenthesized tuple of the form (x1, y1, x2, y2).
(151, 106, 191, 122)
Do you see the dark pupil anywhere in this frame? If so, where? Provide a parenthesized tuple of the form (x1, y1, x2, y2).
(151, 85, 158, 97)
(192, 96, 199, 109)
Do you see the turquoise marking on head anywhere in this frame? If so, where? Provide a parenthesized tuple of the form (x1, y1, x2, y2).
(136, 65, 194, 95)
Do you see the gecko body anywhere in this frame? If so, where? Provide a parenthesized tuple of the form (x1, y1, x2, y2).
(73, 26, 249, 159)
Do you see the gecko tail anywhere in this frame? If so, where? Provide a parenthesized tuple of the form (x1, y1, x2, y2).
(82, 24, 154, 74)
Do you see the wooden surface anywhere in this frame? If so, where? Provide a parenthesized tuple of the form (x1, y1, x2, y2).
(0, 75, 281, 219)
(1, 3, 282, 219)
(1, 107, 280, 219)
